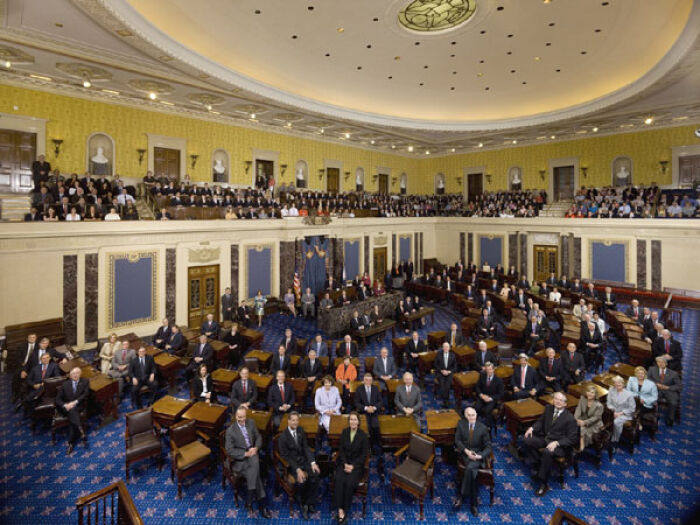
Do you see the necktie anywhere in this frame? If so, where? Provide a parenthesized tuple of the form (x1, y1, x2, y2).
(660, 370, 665, 382)
(292, 430, 297, 443)
(41, 364, 46, 379)
(548, 359, 553, 373)
(72, 381, 77, 394)
(382, 358, 387, 372)
(280, 384, 285, 401)
(521, 367, 526, 388)
(366, 386, 371, 399)
(487, 376, 492, 387)
(532, 324, 536, 335)
(451, 332, 455, 346)
(242, 381, 247, 395)
(553, 410, 560, 423)
(469, 424, 474, 442)
(444, 353, 449, 368)
(122, 349, 126, 361)
(239, 423, 251, 448)
(406, 387, 411, 395)
(665, 340, 670, 354)
(346, 343, 350, 356)
(140, 357, 144, 368)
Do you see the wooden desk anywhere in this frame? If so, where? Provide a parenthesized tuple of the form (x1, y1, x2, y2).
(181, 327, 200, 342)
(210, 340, 229, 366)
(494, 365, 514, 383)
(567, 381, 608, 403)
(328, 414, 368, 448)
(378, 415, 420, 449)
(425, 409, 461, 447)
(592, 372, 618, 390)
(152, 395, 193, 428)
(626, 338, 651, 366)
(427, 331, 446, 350)
(153, 352, 182, 391)
(332, 357, 361, 370)
(385, 378, 401, 409)
(608, 362, 636, 379)
(504, 398, 545, 446)
(246, 350, 273, 372)
(88, 373, 119, 422)
(182, 402, 229, 440)
(418, 351, 438, 382)
(453, 371, 480, 405)
(60, 357, 90, 374)
(250, 373, 273, 397)
(537, 393, 578, 413)
(391, 337, 410, 369)
(247, 409, 273, 444)
(145, 345, 163, 358)
(212, 368, 239, 396)
(402, 306, 436, 326)
(241, 328, 264, 349)
(354, 319, 396, 348)
(279, 413, 319, 441)
(453, 345, 476, 368)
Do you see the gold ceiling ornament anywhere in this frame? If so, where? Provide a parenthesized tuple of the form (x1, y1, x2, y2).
(306, 120, 335, 129)
(234, 104, 268, 115)
(187, 92, 226, 107)
(55, 62, 112, 82)
(127, 79, 174, 95)
(398, 0, 477, 32)
(188, 246, 221, 263)
(273, 112, 304, 122)
(0, 45, 35, 64)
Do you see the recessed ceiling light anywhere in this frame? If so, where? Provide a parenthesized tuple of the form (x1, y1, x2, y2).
(452, 71, 457, 74)
(286, 122, 292, 128)
(387, 76, 393, 79)
(55, 22, 63, 27)
(507, 34, 514, 38)
(592, 126, 599, 132)
(549, 22, 555, 27)
(644, 117, 653, 125)
(344, 132, 350, 138)
(451, 41, 457, 45)
(480, 30, 486, 34)
(497, 6, 505, 11)
(595, 29, 602, 33)
(30, 74, 52, 81)
(477, 72, 484, 77)
(510, 69, 516, 73)
(370, 140, 375, 145)
(425, 150, 430, 155)
(555, 69, 561, 72)
(320, 128, 324, 134)
(308, 5, 314, 10)
(160, 101, 174, 106)
(391, 145, 396, 149)
(484, 87, 490, 91)
(292, 35, 298, 39)
(254, 9, 261, 14)
(82, 79, 91, 88)
(366, 44, 372, 49)
(581, 51, 587, 55)
(522, 81, 527, 85)
(419, 82, 424, 86)
(550, 135, 556, 139)
(534, 56, 541, 61)
(423, 65, 429, 69)
(545, 42, 551, 46)
(451, 148, 456, 152)
(357, 66, 362, 70)
(373, 17, 379, 22)
(479, 59, 485, 63)
(206, 104, 212, 111)
(450, 54, 456, 58)
(512, 140, 518, 144)
(4, 61, 11, 68)
(450, 87, 455, 91)
(414, 41, 420, 46)
(337, 27, 344, 32)
(148, 92, 157, 100)
(408, 146, 414, 152)
(477, 143, 484, 148)
(394, 56, 401, 60)
(325, 53, 330, 57)
(250, 113, 256, 119)
(506, 51, 512, 55)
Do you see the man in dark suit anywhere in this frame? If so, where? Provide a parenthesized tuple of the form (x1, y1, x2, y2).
(627, 299, 643, 324)
(128, 346, 157, 409)
(153, 318, 171, 349)
(558, 275, 571, 290)
(306, 334, 328, 357)
(31, 155, 51, 191)
(560, 342, 586, 389)
(475, 290, 489, 310)
(583, 282, 597, 300)
(516, 277, 530, 290)
(523, 314, 544, 355)
(474, 362, 504, 429)
(538, 347, 563, 392)
(278, 411, 321, 519)
(268, 370, 295, 428)
(434, 342, 458, 408)
(601, 286, 617, 311)
(651, 329, 683, 372)
(13, 336, 65, 408)
(164, 324, 184, 353)
(546, 273, 558, 287)
(324, 275, 339, 291)
(271, 344, 292, 375)
(338, 334, 359, 358)
(512, 354, 539, 399)
(648, 355, 682, 426)
(444, 322, 464, 349)
(200, 313, 220, 340)
(580, 321, 603, 369)
(522, 392, 578, 496)
(453, 407, 492, 516)
(350, 311, 366, 332)
(570, 278, 583, 293)
(185, 335, 213, 380)
(301, 349, 323, 392)
(372, 346, 397, 392)
(354, 373, 383, 456)
(56, 366, 89, 454)
(476, 309, 497, 340)
(221, 287, 235, 322)
(473, 340, 496, 372)
(280, 328, 298, 356)
(404, 331, 425, 374)
(514, 288, 528, 311)
(230, 367, 257, 410)
(643, 312, 661, 342)
(23, 351, 62, 407)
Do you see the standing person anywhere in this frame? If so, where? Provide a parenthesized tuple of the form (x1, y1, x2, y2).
(56, 367, 89, 454)
(333, 412, 369, 524)
(221, 287, 235, 322)
(647, 355, 681, 427)
(354, 372, 383, 458)
(253, 290, 267, 327)
(395, 372, 422, 424)
(434, 342, 457, 408)
(452, 407, 492, 516)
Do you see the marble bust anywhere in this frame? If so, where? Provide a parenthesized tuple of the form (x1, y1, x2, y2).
(213, 159, 226, 174)
(91, 147, 108, 164)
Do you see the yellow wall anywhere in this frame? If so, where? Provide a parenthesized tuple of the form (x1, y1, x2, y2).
(1, 84, 697, 194)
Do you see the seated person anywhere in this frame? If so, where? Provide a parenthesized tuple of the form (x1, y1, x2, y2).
(452, 407, 492, 516)
(574, 384, 604, 452)
(128, 346, 157, 409)
(56, 367, 90, 454)
(476, 308, 497, 340)
(335, 356, 358, 409)
(560, 342, 586, 389)
(98, 333, 121, 375)
(523, 314, 545, 355)
(474, 362, 504, 429)
(372, 346, 397, 391)
(185, 335, 213, 380)
(315, 375, 342, 443)
(647, 355, 681, 426)
(538, 347, 562, 392)
(607, 376, 636, 448)
(395, 372, 422, 423)
(193, 363, 214, 402)
(338, 334, 358, 358)
(369, 304, 383, 325)
(548, 287, 562, 304)
(307, 334, 328, 357)
(200, 313, 220, 340)
(280, 328, 298, 356)
(271, 344, 292, 375)
(521, 392, 578, 496)
(651, 329, 683, 372)
(512, 353, 539, 400)
(153, 318, 171, 350)
(444, 322, 464, 348)
(164, 324, 184, 354)
(23, 351, 62, 408)
(337, 290, 351, 306)
(268, 370, 295, 428)
(302, 349, 323, 387)
(237, 302, 252, 327)
(222, 323, 243, 368)
(283, 288, 297, 316)
(473, 340, 495, 372)
(301, 287, 316, 318)
(230, 367, 257, 410)
(626, 366, 658, 426)
(319, 292, 334, 310)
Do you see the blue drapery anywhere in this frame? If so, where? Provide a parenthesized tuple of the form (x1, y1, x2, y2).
(303, 236, 328, 294)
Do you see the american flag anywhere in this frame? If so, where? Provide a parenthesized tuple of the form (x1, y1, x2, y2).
(293, 270, 301, 300)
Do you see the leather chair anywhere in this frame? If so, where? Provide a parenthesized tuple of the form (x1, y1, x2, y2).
(220, 429, 245, 505)
(390, 432, 436, 520)
(456, 450, 496, 505)
(169, 419, 212, 498)
(582, 406, 614, 469)
(620, 398, 642, 454)
(497, 343, 513, 366)
(243, 357, 259, 374)
(549, 446, 579, 488)
(125, 407, 163, 478)
(330, 450, 370, 517)
(30, 376, 65, 433)
(639, 402, 659, 441)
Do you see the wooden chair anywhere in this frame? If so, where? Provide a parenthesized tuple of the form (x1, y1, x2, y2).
(51, 394, 89, 445)
(125, 408, 163, 478)
(550, 446, 579, 488)
(549, 507, 591, 525)
(30, 376, 65, 433)
(220, 429, 245, 505)
(639, 402, 659, 441)
(390, 432, 435, 520)
(330, 450, 370, 517)
(620, 398, 642, 454)
(581, 407, 614, 469)
(455, 450, 496, 505)
(272, 433, 317, 515)
(243, 357, 259, 373)
(169, 419, 212, 498)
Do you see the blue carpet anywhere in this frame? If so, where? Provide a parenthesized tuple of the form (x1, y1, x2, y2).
(1, 303, 699, 524)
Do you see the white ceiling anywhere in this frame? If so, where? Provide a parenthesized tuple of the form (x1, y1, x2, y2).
(0, 0, 699, 156)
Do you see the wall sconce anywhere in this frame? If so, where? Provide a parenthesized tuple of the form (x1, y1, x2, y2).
(137, 148, 146, 165)
(580, 166, 588, 178)
(318, 168, 325, 180)
(391, 176, 398, 185)
(280, 164, 288, 176)
(52, 138, 63, 158)
(244, 160, 252, 174)
(539, 169, 546, 181)
(344, 171, 351, 181)
(485, 173, 492, 184)
(456, 176, 463, 185)
(372, 174, 379, 182)
(190, 154, 199, 169)
(659, 160, 669, 174)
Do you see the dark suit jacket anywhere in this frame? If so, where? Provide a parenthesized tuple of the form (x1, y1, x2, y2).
(237, 305, 251, 321)
(193, 375, 214, 398)
(267, 381, 296, 413)
(405, 339, 426, 360)
(56, 377, 90, 408)
(454, 420, 492, 459)
(473, 350, 496, 371)
(627, 305, 643, 324)
(337, 341, 359, 358)
(512, 365, 538, 391)
(475, 294, 489, 309)
(580, 328, 603, 351)
(601, 292, 617, 309)
(516, 279, 530, 290)
(560, 351, 585, 382)
(475, 373, 504, 402)
(444, 330, 464, 347)
(477, 317, 496, 336)
(271, 354, 292, 374)
(23, 345, 61, 373)
(306, 340, 329, 357)
(538, 357, 563, 383)
(154, 325, 171, 343)
(570, 283, 583, 293)
(583, 288, 598, 300)
(26, 362, 62, 385)
(350, 316, 366, 331)
(230, 378, 258, 408)
(200, 320, 221, 337)
(354, 384, 383, 428)
(279, 426, 316, 474)
(223, 330, 244, 350)
(280, 337, 298, 355)
(523, 320, 544, 339)
(336, 427, 369, 473)
(301, 358, 322, 380)
(166, 332, 185, 351)
(129, 355, 156, 381)
(651, 338, 683, 370)
(191, 343, 214, 367)
(434, 351, 458, 374)
(532, 404, 578, 449)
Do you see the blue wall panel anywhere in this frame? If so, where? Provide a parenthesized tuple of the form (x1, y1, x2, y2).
(399, 237, 411, 263)
(480, 237, 502, 267)
(344, 240, 360, 281)
(248, 247, 272, 296)
(592, 242, 626, 282)
(110, 253, 156, 327)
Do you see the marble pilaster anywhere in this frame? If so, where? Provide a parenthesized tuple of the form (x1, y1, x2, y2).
(651, 240, 661, 290)
(230, 245, 239, 304)
(636, 240, 647, 289)
(63, 255, 77, 346)
(573, 237, 582, 279)
(84, 253, 98, 343)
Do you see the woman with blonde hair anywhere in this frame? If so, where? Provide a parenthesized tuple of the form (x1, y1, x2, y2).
(626, 366, 658, 430)
(574, 384, 604, 451)
(98, 333, 121, 374)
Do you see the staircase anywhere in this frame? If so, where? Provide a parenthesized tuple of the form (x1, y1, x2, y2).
(540, 200, 573, 218)
(135, 197, 154, 220)
(0, 192, 31, 221)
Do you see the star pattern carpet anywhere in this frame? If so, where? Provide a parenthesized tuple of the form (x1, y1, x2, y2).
(1, 303, 698, 524)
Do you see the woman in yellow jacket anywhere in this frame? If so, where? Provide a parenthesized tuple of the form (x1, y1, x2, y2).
(335, 356, 358, 411)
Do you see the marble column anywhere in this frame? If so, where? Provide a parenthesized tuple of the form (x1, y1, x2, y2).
(636, 240, 647, 290)
(84, 253, 98, 343)
(279, 241, 295, 294)
(651, 240, 661, 290)
(508, 233, 518, 271)
(333, 237, 344, 280)
(230, 245, 239, 304)
(519, 233, 528, 278)
(166, 248, 176, 322)
(364, 236, 370, 275)
(392, 233, 397, 266)
(63, 255, 78, 346)
(573, 237, 582, 278)
(560, 235, 570, 277)
(460, 232, 466, 265)
(414, 232, 419, 268)
(468, 233, 474, 265)
(419, 232, 424, 273)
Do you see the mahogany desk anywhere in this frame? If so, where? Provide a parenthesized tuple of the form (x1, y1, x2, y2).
(182, 401, 229, 441)
(452, 371, 480, 406)
(246, 350, 273, 372)
(504, 398, 545, 446)
(152, 395, 193, 428)
(328, 414, 369, 449)
(537, 392, 579, 413)
(279, 413, 319, 441)
(211, 368, 239, 397)
(425, 409, 461, 447)
(377, 414, 420, 449)
(567, 381, 608, 404)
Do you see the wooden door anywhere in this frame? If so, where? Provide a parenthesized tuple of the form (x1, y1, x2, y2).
(553, 166, 575, 201)
(467, 173, 483, 202)
(533, 246, 558, 283)
(255, 159, 274, 189)
(0, 129, 36, 193)
(188, 265, 219, 329)
(327, 167, 339, 193)
(378, 174, 389, 194)
(679, 155, 700, 188)
(154, 147, 180, 183)
(373, 247, 387, 281)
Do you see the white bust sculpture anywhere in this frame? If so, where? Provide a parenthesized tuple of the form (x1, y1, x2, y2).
(437, 177, 445, 189)
(91, 146, 108, 164)
(616, 166, 630, 179)
(213, 159, 226, 174)
(356, 172, 363, 185)
(296, 167, 304, 181)
(512, 171, 521, 185)
(400, 177, 406, 189)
